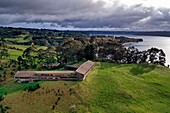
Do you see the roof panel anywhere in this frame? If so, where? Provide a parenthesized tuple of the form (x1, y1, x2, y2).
(76, 60, 95, 75)
(14, 71, 35, 77)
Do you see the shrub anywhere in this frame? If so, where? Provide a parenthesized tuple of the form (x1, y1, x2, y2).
(3, 70, 6, 75)
(3, 75, 6, 81)
(0, 66, 4, 70)
(10, 71, 15, 76)
(0, 105, 10, 113)
(0, 95, 4, 101)
(23, 84, 40, 92)
(0, 74, 2, 82)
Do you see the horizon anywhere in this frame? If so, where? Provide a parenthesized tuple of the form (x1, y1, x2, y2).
(1, 26, 170, 32)
(1, 0, 170, 31)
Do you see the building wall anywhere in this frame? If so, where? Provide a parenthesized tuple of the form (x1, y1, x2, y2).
(76, 73, 84, 81)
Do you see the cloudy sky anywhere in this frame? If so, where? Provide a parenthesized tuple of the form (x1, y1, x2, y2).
(0, 0, 170, 30)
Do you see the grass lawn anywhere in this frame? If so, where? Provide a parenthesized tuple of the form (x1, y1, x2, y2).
(0, 82, 41, 96)
(5, 37, 29, 43)
(0, 62, 170, 113)
(83, 62, 170, 113)
(7, 44, 47, 60)
(7, 44, 47, 50)
(8, 49, 23, 60)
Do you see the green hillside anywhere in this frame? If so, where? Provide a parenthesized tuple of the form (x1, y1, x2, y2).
(0, 62, 170, 113)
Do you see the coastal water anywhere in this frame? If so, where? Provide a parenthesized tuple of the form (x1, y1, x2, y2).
(123, 35, 170, 66)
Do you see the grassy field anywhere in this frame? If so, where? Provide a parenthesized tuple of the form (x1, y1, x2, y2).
(8, 49, 23, 60)
(0, 82, 41, 96)
(7, 44, 47, 60)
(5, 37, 29, 43)
(0, 62, 170, 113)
(84, 63, 170, 113)
(7, 44, 47, 50)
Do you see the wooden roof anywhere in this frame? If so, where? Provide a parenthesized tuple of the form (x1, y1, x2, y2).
(14, 71, 75, 78)
(76, 60, 95, 75)
(14, 61, 94, 78)
(65, 63, 83, 70)
(14, 71, 35, 78)
(35, 71, 75, 74)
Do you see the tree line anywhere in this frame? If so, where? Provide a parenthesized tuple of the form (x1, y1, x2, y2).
(17, 37, 166, 70)
(0, 39, 9, 59)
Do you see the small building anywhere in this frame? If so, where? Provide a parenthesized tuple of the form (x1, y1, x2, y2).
(76, 61, 95, 80)
(65, 63, 83, 70)
(14, 71, 36, 83)
(14, 61, 95, 83)
(41, 63, 60, 69)
(14, 71, 76, 83)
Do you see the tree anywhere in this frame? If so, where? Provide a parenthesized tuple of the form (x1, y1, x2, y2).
(146, 48, 166, 66)
(60, 38, 84, 64)
(17, 56, 23, 65)
(22, 46, 38, 68)
(125, 46, 139, 64)
(0, 74, 2, 82)
(98, 41, 125, 63)
(84, 44, 97, 60)
(37, 49, 46, 62)
(0, 39, 9, 59)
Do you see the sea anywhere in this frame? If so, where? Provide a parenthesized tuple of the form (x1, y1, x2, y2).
(119, 35, 170, 66)
(91, 33, 170, 66)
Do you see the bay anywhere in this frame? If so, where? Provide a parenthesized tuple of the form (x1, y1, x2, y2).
(123, 35, 170, 66)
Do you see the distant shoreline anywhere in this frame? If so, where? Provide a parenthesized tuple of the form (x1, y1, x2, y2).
(1, 26, 170, 37)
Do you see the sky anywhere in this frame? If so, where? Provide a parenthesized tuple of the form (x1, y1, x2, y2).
(0, 0, 170, 31)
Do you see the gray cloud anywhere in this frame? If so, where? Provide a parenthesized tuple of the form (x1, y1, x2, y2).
(0, 0, 170, 30)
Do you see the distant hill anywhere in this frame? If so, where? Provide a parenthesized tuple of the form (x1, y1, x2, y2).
(0, 62, 170, 113)
(1, 27, 170, 38)
(80, 30, 170, 37)
(0, 27, 88, 46)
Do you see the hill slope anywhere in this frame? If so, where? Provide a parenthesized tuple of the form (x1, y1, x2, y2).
(1, 62, 170, 113)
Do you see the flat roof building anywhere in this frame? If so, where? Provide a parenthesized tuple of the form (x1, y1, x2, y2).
(14, 61, 95, 82)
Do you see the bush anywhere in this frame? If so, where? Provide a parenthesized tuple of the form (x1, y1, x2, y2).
(23, 84, 40, 92)
(0, 105, 10, 113)
(0, 95, 4, 101)
(0, 74, 2, 82)
(10, 71, 15, 76)
(0, 66, 4, 70)
(3, 75, 6, 81)
(3, 70, 6, 75)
